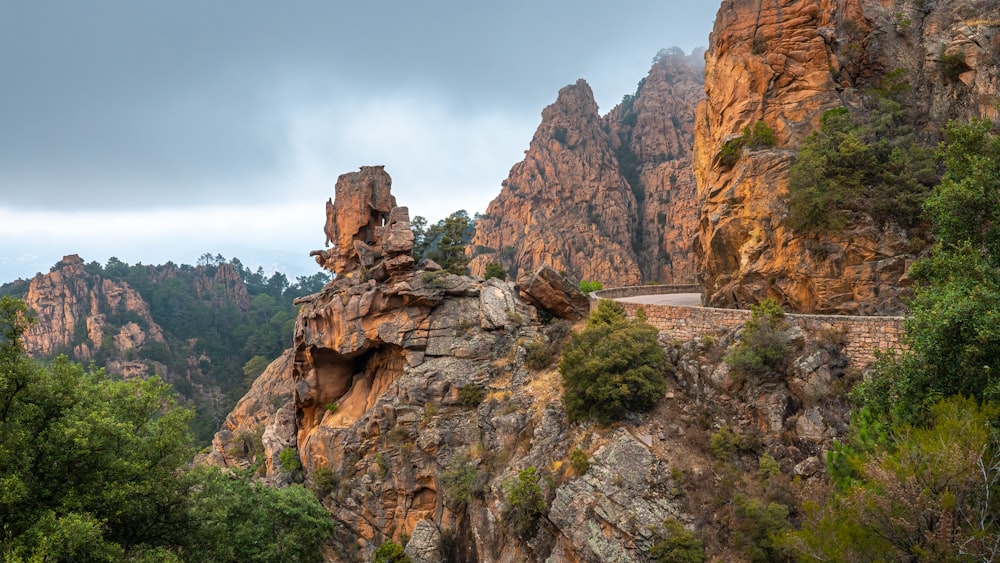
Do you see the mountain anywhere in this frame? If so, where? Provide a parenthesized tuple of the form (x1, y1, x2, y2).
(693, 0, 1000, 314)
(1, 253, 329, 442)
(468, 50, 705, 286)
(208, 166, 862, 561)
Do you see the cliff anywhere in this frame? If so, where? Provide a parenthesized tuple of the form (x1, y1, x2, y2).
(694, 0, 1000, 314)
(22, 254, 167, 378)
(469, 51, 705, 286)
(213, 166, 862, 562)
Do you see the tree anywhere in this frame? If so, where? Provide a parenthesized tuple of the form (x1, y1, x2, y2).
(413, 211, 476, 275)
(855, 120, 1000, 423)
(559, 300, 668, 424)
(0, 296, 334, 561)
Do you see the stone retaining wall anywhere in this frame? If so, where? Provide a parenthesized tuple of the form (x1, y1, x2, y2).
(593, 286, 905, 370)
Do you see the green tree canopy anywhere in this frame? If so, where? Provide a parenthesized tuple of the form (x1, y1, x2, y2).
(559, 300, 668, 424)
(0, 296, 334, 561)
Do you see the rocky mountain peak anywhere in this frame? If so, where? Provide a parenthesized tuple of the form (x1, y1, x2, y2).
(469, 57, 705, 287)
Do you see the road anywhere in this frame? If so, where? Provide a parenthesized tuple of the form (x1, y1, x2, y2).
(613, 293, 703, 307)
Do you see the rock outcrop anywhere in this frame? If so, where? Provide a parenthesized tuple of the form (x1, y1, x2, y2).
(694, 0, 1000, 314)
(21, 255, 166, 372)
(470, 51, 705, 286)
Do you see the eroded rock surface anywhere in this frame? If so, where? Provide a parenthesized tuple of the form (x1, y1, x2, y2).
(694, 0, 1000, 314)
(469, 52, 705, 286)
(21, 255, 166, 372)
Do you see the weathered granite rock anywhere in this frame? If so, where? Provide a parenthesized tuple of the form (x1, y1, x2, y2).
(22, 255, 166, 368)
(469, 52, 705, 286)
(515, 265, 591, 321)
(694, 0, 1000, 314)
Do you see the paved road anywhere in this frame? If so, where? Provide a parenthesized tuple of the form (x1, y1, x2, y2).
(613, 293, 703, 307)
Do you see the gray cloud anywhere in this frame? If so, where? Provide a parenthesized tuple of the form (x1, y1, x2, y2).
(0, 1, 716, 279)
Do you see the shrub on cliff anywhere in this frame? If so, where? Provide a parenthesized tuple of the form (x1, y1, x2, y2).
(559, 299, 668, 424)
(787, 72, 936, 232)
(503, 467, 546, 538)
(724, 298, 791, 382)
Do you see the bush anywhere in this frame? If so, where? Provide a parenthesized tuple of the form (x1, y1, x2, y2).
(441, 455, 479, 508)
(742, 121, 776, 148)
(524, 338, 554, 370)
(717, 138, 743, 168)
(578, 280, 603, 295)
(560, 300, 668, 424)
(503, 467, 546, 538)
(371, 539, 411, 563)
(310, 466, 339, 499)
(650, 518, 705, 563)
(458, 384, 485, 409)
(483, 262, 507, 281)
(724, 298, 791, 381)
(279, 447, 302, 475)
(787, 92, 936, 232)
(568, 448, 590, 475)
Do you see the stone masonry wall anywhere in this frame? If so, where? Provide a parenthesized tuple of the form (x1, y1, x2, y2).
(592, 286, 904, 370)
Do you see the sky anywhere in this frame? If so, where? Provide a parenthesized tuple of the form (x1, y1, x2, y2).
(0, 1, 718, 283)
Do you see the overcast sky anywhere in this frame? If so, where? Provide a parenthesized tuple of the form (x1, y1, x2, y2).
(0, 1, 717, 283)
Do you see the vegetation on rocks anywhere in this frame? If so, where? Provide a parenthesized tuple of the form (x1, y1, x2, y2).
(781, 120, 1000, 560)
(503, 467, 547, 538)
(0, 296, 333, 561)
(724, 298, 791, 382)
(787, 72, 937, 232)
(559, 299, 668, 424)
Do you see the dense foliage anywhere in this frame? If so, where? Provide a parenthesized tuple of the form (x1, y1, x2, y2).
(1, 254, 329, 444)
(855, 119, 1000, 424)
(787, 71, 937, 231)
(559, 299, 668, 424)
(782, 120, 1000, 561)
(0, 296, 334, 561)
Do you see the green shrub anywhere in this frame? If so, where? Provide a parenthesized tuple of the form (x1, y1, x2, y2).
(310, 466, 339, 499)
(568, 448, 590, 475)
(724, 298, 791, 381)
(578, 279, 603, 295)
(733, 494, 791, 562)
(787, 91, 936, 232)
(371, 539, 412, 563)
(742, 121, 776, 148)
(524, 338, 553, 370)
(717, 138, 743, 168)
(325, 401, 339, 413)
(441, 455, 479, 508)
(503, 467, 546, 538)
(560, 300, 668, 424)
(279, 447, 302, 474)
(939, 48, 968, 82)
(458, 384, 485, 409)
(650, 518, 705, 563)
(484, 262, 507, 281)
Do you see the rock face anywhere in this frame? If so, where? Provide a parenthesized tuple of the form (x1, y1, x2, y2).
(515, 264, 591, 322)
(21, 255, 166, 373)
(217, 168, 710, 561)
(694, 0, 1000, 314)
(470, 52, 705, 286)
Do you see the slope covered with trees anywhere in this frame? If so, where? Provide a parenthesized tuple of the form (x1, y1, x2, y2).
(0, 255, 330, 443)
(0, 296, 334, 561)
